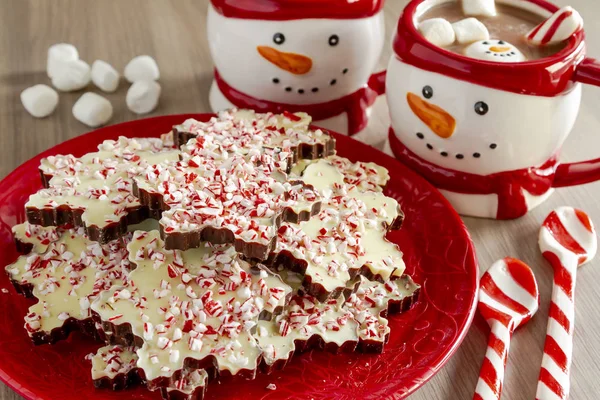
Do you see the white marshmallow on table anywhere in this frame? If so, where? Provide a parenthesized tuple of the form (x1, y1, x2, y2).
(124, 55, 160, 83)
(526, 6, 583, 46)
(464, 39, 526, 62)
(72, 92, 113, 128)
(47, 43, 79, 78)
(20, 84, 59, 118)
(51, 59, 91, 92)
(91, 60, 120, 93)
(126, 80, 161, 114)
(452, 18, 490, 44)
(419, 18, 456, 47)
(462, 0, 496, 17)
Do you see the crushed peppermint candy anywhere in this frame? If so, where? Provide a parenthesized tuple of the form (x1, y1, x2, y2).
(91, 230, 291, 382)
(26, 135, 178, 242)
(5, 224, 130, 339)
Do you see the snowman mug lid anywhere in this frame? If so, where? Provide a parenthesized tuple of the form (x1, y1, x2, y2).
(210, 0, 384, 20)
(393, 0, 586, 97)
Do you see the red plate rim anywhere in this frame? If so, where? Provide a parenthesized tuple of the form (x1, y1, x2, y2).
(0, 114, 479, 399)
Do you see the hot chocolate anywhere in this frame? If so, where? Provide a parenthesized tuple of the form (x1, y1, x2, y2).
(420, 1, 567, 60)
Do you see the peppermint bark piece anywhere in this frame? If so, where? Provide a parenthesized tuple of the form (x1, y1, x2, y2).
(26, 135, 179, 243)
(91, 345, 141, 390)
(269, 159, 406, 300)
(5, 227, 131, 344)
(159, 368, 209, 400)
(291, 156, 390, 194)
(255, 276, 420, 372)
(174, 109, 335, 162)
(134, 149, 321, 259)
(91, 230, 292, 386)
(12, 222, 60, 255)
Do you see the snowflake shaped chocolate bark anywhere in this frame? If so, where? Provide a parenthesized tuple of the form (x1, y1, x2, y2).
(91, 345, 140, 390)
(26, 135, 179, 243)
(91, 344, 209, 399)
(12, 222, 60, 255)
(134, 144, 321, 259)
(255, 275, 420, 372)
(291, 155, 390, 194)
(174, 109, 335, 163)
(5, 224, 131, 344)
(269, 158, 406, 300)
(91, 230, 291, 385)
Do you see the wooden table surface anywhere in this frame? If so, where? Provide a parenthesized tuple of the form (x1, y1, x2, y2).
(1, 0, 599, 399)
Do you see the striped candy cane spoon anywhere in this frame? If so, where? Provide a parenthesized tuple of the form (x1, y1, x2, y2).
(474, 257, 540, 400)
(537, 207, 597, 400)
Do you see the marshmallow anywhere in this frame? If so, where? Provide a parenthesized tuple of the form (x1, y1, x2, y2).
(126, 80, 161, 114)
(419, 18, 456, 47)
(124, 55, 160, 83)
(72, 92, 113, 127)
(91, 60, 120, 93)
(462, 0, 496, 17)
(20, 84, 59, 118)
(526, 6, 583, 46)
(464, 40, 526, 62)
(452, 18, 490, 44)
(47, 43, 79, 78)
(51, 59, 91, 92)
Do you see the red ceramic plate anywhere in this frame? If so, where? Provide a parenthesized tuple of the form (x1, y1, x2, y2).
(0, 115, 478, 400)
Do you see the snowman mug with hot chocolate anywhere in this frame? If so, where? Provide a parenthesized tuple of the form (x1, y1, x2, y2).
(207, 0, 388, 145)
(386, 0, 600, 219)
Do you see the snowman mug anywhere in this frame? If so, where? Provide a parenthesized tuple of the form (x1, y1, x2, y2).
(206, 0, 388, 145)
(386, 0, 600, 220)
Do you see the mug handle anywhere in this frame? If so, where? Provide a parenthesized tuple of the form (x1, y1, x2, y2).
(368, 70, 387, 96)
(554, 57, 600, 188)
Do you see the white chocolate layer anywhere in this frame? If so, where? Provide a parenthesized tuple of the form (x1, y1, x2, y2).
(91, 230, 291, 381)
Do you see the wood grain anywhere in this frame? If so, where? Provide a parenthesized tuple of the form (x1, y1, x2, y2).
(0, 0, 599, 399)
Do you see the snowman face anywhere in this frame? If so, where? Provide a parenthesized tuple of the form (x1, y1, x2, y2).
(386, 59, 582, 175)
(207, 4, 385, 105)
(464, 40, 526, 62)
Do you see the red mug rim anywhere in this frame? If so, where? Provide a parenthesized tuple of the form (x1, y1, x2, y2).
(394, 0, 587, 96)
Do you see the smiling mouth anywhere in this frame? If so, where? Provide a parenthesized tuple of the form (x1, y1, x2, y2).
(272, 68, 349, 94)
(415, 132, 497, 160)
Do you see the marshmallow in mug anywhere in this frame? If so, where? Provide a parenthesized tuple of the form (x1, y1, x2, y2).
(419, 18, 456, 47)
(465, 40, 526, 62)
(452, 18, 489, 44)
(463, 0, 496, 17)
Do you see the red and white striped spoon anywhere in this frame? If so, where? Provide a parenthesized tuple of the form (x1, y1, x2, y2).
(536, 207, 597, 400)
(474, 257, 540, 400)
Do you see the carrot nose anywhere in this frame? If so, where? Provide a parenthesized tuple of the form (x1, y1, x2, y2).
(257, 46, 313, 75)
(406, 92, 456, 139)
(489, 46, 511, 53)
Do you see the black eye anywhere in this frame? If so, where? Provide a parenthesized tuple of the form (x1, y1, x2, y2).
(328, 35, 339, 46)
(474, 101, 489, 115)
(273, 33, 285, 45)
(422, 85, 433, 99)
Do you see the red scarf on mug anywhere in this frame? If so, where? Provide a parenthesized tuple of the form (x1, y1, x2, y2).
(214, 69, 380, 135)
(388, 128, 559, 220)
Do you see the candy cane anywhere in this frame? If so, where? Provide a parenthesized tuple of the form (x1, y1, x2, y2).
(474, 257, 539, 400)
(526, 6, 583, 46)
(537, 207, 597, 400)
